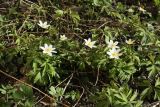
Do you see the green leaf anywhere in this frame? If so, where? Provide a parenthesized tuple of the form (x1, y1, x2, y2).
(133, 55, 140, 65)
(20, 84, 33, 97)
(115, 93, 127, 102)
(135, 101, 143, 107)
(70, 11, 80, 25)
(120, 93, 128, 102)
(42, 62, 47, 77)
(48, 64, 56, 77)
(15, 38, 21, 45)
(140, 88, 150, 100)
(49, 86, 56, 96)
(49, 27, 57, 36)
(13, 91, 24, 100)
(93, 0, 100, 6)
(0, 88, 6, 94)
(55, 9, 64, 17)
(34, 72, 41, 83)
(148, 65, 156, 78)
(33, 62, 37, 73)
(154, 88, 160, 100)
(155, 78, 160, 88)
(56, 87, 64, 97)
(130, 91, 138, 101)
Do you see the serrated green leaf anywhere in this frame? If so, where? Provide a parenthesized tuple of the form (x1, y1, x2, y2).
(49, 86, 56, 96)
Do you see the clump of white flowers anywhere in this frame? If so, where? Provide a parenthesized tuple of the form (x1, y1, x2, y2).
(38, 20, 50, 29)
(107, 40, 122, 59)
(60, 35, 67, 41)
(84, 38, 96, 48)
(40, 44, 57, 56)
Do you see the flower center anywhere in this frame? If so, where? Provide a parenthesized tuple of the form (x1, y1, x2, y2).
(45, 48, 52, 52)
(111, 52, 118, 57)
(111, 44, 116, 48)
(87, 42, 93, 47)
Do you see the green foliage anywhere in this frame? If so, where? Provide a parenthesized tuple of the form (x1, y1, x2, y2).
(154, 0, 160, 6)
(49, 86, 80, 102)
(0, 84, 35, 107)
(49, 86, 63, 101)
(91, 83, 143, 107)
(0, 0, 160, 106)
(28, 57, 59, 85)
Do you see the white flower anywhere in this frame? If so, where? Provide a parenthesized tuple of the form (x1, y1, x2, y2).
(126, 39, 135, 45)
(107, 48, 122, 59)
(38, 20, 50, 29)
(128, 8, 134, 13)
(107, 40, 119, 49)
(60, 35, 67, 41)
(40, 44, 57, 56)
(84, 38, 96, 48)
(139, 7, 146, 13)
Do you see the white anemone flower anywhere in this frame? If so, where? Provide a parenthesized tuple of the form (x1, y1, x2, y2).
(126, 39, 135, 45)
(40, 44, 57, 56)
(107, 40, 119, 49)
(38, 20, 50, 29)
(60, 35, 67, 41)
(139, 7, 146, 13)
(84, 38, 96, 48)
(107, 48, 122, 59)
(128, 8, 134, 13)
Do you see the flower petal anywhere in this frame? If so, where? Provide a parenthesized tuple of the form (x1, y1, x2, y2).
(115, 41, 118, 45)
(39, 20, 42, 24)
(52, 51, 57, 53)
(47, 52, 52, 56)
(44, 44, 48, 48)
(48, 45, 53, 48)
(40, 46, 45, 50)
(44, 22, 47, 25)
